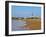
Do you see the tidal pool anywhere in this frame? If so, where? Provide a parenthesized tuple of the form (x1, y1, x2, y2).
(12, 19, 26, 31)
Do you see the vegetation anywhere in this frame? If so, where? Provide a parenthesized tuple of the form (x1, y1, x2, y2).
(12, 16, 40, 20)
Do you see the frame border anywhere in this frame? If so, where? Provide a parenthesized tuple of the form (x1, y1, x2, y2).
(5, 1, 45, 36)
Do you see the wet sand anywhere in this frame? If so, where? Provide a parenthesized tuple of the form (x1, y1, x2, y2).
(12, 19, 41, 31)
(24, 19, 41, 30)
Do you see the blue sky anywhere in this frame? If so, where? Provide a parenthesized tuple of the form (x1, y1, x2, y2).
(11, 6, 41, 17)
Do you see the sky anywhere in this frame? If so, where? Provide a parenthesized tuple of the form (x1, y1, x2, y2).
(11, 5, 41, 18)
